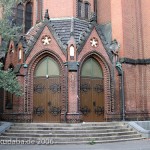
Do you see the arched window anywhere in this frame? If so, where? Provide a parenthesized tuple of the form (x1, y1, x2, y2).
(85, 2, 90, 19)
(16, 4, 23, 26)
(35, 57, 60, 77)
(25, 2, 32, 33)
(78, 0, 82, 18)
(36, 0, 43, 22)
(81, 58, 103, 78)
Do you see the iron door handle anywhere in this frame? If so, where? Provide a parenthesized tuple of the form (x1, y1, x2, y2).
(93, 101, 96, 107)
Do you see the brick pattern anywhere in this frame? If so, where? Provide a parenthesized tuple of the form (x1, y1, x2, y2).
(121, 0, 150, 120)
(122, 0, 145, 59)
(123, 63, 150, 120)
(141, 0, 150, 59)
(2, 0, 150, 122)
(3, 40, 25, 117)
(78, 29, 116, 117)
(97, 0, 111, 24)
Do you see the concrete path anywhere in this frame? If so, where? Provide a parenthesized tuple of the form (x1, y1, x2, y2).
(0, 139, 150, 150)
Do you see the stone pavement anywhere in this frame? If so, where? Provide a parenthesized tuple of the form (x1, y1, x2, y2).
(0, 139, 150, 150)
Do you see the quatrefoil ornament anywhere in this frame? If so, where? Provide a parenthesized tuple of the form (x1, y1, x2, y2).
(41, 35, 51, 45)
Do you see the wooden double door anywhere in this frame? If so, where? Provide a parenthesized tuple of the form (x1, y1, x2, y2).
(80, 58, 104, 122)
(33, 77, 61, 123)
(33, 56, 61, 123)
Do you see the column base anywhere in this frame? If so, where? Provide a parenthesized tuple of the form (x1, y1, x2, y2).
(66, 113, 83, 123)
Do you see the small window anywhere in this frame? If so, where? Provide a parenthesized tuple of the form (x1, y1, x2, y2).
(85, 2, 89, 19)
(16, 4, 23, 27)
(19, 49, 22, 60)
(25, 2, 32, 33)
(70, 45, 75, 60)
(78, 0, 82, 18)
(10, 45, 14, 53)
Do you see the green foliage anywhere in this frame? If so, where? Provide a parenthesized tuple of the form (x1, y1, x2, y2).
(89, 139, 96, 145)
(0, 1, 23, 96)
(0, 63, 23, 96)
(0, 0, 23, 50)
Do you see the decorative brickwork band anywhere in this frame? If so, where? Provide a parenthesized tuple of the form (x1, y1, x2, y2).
(120, 58, 150, 65)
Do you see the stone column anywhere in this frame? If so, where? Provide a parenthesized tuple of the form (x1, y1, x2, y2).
(66, 34, 82, 123)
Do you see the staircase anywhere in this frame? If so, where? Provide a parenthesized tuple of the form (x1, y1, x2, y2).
(0, 122, 144, 145)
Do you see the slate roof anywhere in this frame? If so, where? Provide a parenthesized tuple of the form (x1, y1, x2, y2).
(50, 18, 90, 45)
(21, 17, 112, 61)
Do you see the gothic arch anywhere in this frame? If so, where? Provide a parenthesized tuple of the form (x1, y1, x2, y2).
(25, 49, 66, 122)
(78, 51, 114, 121)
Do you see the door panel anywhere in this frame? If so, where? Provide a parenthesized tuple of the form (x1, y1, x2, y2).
(47, 77, 61, 123)
(33, 77, 47, 122)
(33, 77, 61, 123)
(92, 78, 104, 122)
(80, 77, 104, 122)
(80, 78, 92, 122)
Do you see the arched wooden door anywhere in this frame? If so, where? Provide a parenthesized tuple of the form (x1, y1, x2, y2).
(80, 58, 104, 122)
(33, 57, 61, 123)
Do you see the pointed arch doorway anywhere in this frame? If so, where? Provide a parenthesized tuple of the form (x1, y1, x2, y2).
(33, 57, 61, 123)
(80, 58, 104, 122)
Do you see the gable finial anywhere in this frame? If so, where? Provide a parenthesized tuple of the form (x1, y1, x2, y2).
(44, 9, 50, 20)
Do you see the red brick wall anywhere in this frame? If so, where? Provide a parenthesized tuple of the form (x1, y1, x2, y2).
(116, 0, 150, 59)
(33, 0, 75, 25)
(141, 0, 150, 59)
(5, 42, 24, 70)
(123, 64, 150, 120)
(33, 0, 95, 26)
(116, 0, 150, 119)
(4, 41, 25, 117)
(111, 0, 124, 57)
(97, 0, 111, 24)
(3, 0, 150, 122)
(26, 26, 66, 64)
(122, 0, 140, 59)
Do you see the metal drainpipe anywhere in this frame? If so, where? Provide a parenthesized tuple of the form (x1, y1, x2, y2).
(116, 62, 125, 121)
(64, 63, 68, 123)
(121, 71, 125, 121)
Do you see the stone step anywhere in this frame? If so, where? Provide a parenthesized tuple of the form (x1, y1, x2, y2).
(2, 131, 137, 138)
(0, 122, 144, 145)
(10, 125, 127, 130)
(12, 122, 125, 127)
(54, 137, 144, 145)
(53, 134, 142, 142)
(7, 128, 131, 134)
(0, 134, 143, 144)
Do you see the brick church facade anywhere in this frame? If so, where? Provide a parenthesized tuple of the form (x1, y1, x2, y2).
(0, 0, 150, 123)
